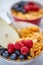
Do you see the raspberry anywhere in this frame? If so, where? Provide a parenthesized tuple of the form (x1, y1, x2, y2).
(23, 4, 30, 12)
(21, 46, 29, 55)
(24, 40, 33, 49)
(32, 5, 39, 11)
(7, 43, 15, 54)
(28, 2, 34, 5)
(8, 43, 15, 49)
(15, 41, 24, 50)
(28, 5, 33, 11)
(20, 40, 25, 45)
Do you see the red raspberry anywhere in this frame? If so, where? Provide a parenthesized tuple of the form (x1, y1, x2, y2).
(20, 40, 25, 45)
(15, 41, 24, 50)
(32, 5, 39, 11)
(8, 43, 15, 49)
(21, 46, 29, 55)
(23, 4, 31, 12)
(28, 2, 34, 5)
(7, 43, 15, 54)
(24, 40, 33, 49)
(28, 5, 33, 11)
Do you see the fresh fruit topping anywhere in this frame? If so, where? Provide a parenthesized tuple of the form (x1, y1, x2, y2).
(23, 4, 30, 12)
(18, 1, 26, 7)
(12, 4, 19, 10)
(21, 46, 29, 55)
(19, 55, 24, 60)
(28, 2, 34, 5)
(0, 48, 5, 54)
(8, 43, 15, 54)
(12, 1, 40, 13)
(24, 40, 33, 49)
(24, 55, 28, 59)
(15, 41, 24, 50)
(10, 53, 17, 60)
(21, 9, 26, 13)
(8, 43, 15, 49)
(28, 5, 33, 11)
(15, 50, 20, 56)
(20, 40, 26, 45)
(32, 5, 39, 11)
(2, 51, 9, 58)
(28, 52, 30, 56)
(16, 7, 26, 13)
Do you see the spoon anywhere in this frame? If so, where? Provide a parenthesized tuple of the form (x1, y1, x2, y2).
(7, 12, 21, 37)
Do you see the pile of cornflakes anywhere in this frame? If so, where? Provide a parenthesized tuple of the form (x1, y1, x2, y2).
(20, 26, 43, 59)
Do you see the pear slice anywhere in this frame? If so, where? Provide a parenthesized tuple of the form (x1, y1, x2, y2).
(0, 18, 19, 48)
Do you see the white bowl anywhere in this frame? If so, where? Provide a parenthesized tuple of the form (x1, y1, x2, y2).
(0, 22, 43, 65)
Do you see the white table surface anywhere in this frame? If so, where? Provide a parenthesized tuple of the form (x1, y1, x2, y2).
(0, 0, 43, 65)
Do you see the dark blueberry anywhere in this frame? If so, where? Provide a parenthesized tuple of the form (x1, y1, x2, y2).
(0, 48, 5, 54)
(2, 51, 9, 58)
(10, 53, 17, 60)
(19, 55, 24, 60)
(11, 4, 19, 10)
(15, 50, 20, 56)
(16, 8, 26, 13)
(28, 53, 30, 56)
(19, 1, 26, 7)
(21, 9, 26, 13)
(16, 7, 22, 12)
(24, 55, 28, 59)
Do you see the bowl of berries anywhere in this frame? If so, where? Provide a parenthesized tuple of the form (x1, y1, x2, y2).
(10, 1, 43, 24)
(0, 18, 43, 65)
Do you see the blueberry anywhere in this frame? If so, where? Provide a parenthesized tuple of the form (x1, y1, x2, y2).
(11, 4, 19, 10)
(16, 8, 26, 13)
(19, 1, 26, 7)
(28, 53, 30, 56)
(19, 55, 24, 60)
(15, 50, 20, 56)
(21, 9, 26, 13)
(10, 54, 17, 60)
(24, 55, 28, 59)
(0, 48, 5, 54)
(16, 7, 22, 12)
(2, 51, 9, 58)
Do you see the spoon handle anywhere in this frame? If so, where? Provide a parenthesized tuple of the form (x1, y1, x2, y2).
(7, 12, 20, 32)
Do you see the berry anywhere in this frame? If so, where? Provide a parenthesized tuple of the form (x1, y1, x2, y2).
(32, 5, 39, 11)
(21, 46, 29, 55)
(10, 53, 17, 60)
(19, 55, 24, 60)
(28, 52, 30, 56)
(24, 55, 28, 59)
(7, 43, 15, 54)
(8, 48, 14, 54)
(0, 48, 5, 54)
(12, 4, 19, 10)
(28, 5, 33, 11)
(23, 4, 30, 12)
(16, 7, 26, 13)
(2, 51, 9, 58)
(15, 41, 24, 50)
(15, 50, 20, 56)
(20, 40, 25, 45)
(8, 43, 15, 49)
(24, 40, 33, 49)
(28, 2, 34, 5)
(21, 9, 26, 13)
(18, 1, 26, 7)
